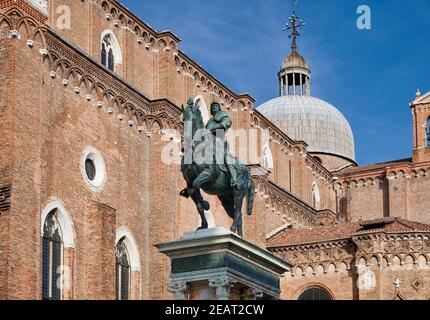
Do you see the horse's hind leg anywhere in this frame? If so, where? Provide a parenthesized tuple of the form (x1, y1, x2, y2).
(190, 191, 208, 230)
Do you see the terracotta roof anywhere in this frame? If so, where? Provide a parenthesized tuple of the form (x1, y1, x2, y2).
(267, 218, 430, 248)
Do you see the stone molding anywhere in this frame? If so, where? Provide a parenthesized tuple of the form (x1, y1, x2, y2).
(270, 232, 430, 277)
(94, 0, 255, 108)
(253, 173, 335, 228)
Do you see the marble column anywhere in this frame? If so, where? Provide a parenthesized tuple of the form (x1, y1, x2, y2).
(209, 276, 234, 300)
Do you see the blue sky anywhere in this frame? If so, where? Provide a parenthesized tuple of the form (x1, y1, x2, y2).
(122, 0, 430, 166)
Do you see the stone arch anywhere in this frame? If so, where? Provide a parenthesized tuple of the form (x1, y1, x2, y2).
(101, 29, 123, 65)
(17, 17, 32, 39)
(157, 39, 167, 48)
(110, 7, 118, 19)
(116, 227, 141, 271)
(316, 264, 325, 275)
(305, 265, 314, 276)
(0, 15, 12, 30)
(312, 182, 321, 209)
(339, 261, 348, 272)
(391, 255, 402, 267)
(101, 1, 110, 11)
(118, 14, 126, 26)
(404, 254, 415, 266)
(90, 82, 106, 100)
(41, 201, 75, 248)
(328, 263, 337, 273)
(416, 254, 428, 267)
(295, 283, 334, 300)
(262, 144, 274, 170)
(294, 266, 304, 277)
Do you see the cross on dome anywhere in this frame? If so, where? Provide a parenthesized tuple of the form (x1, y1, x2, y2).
(283, 5, 306, 51)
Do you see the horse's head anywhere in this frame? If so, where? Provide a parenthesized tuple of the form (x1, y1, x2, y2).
(181, 98, 204, 132)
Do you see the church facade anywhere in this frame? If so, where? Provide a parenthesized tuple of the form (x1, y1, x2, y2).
(0, 0, 429, 300)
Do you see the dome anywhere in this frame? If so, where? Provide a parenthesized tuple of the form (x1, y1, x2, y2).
(282, 50, 309, 70)
(257, 95, 356, 162)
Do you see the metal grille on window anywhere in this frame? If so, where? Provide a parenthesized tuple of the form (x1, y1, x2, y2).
(116, 238, 130, 300)
(42, 210, 64, 300)
(298, 287, 332, 301)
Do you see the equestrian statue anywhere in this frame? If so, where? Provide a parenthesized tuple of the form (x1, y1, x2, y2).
(180, 98, 255, 237)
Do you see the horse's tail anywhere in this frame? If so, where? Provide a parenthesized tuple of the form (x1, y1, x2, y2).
(246, 180, 255, 216)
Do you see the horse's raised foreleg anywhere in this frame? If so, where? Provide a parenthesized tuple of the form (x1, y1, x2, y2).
(191, 169, 212, 230)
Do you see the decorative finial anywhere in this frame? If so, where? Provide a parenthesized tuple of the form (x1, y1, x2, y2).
(283, 1, 306, 51)
(416, 88, 421, 98)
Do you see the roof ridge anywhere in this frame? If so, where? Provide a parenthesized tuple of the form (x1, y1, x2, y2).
(395, 218, 430, 231)
(267, 224, 293, 241)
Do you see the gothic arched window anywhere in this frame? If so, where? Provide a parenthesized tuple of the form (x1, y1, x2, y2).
(116, 237, 131, 300)
(298, 287, 332, 301)
(312, 182, 320, 209)
(426, 117, 430, 147)
(101, 34, 115, 72)
(262, 145, 274, 170)
(42, 209, 64, 300)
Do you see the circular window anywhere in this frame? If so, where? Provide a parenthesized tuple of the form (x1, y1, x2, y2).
(81, 147, 106, 191)
(85, 159, 96, 181)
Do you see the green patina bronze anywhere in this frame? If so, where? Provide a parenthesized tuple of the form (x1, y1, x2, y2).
(171, 252, 279, 288)
(180, 99, 255, 237)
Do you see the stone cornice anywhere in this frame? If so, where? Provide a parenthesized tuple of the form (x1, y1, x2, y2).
(0, 5, 183, 135)
(269, 239, 355, 276)
(335, 160, 430, 190)
(95, 0, 255, 107)
(251, 169, 336, 228)
(1, 0, 47, 24)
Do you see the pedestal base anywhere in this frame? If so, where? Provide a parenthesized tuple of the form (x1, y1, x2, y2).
(156, 228, 291, 300)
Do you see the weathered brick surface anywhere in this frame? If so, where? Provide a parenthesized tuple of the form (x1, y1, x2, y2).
(0, 30, 13, 300)
(0, 0, 429, 300)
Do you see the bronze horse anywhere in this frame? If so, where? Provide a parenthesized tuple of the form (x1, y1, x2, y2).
(180, 100, 255, 237)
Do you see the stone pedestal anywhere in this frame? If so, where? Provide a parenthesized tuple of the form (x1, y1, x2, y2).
(156, 227, 291, 300)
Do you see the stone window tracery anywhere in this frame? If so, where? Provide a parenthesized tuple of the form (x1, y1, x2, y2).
(101, 34, 115, 72)
(42, 209, 63, 300)
(100, 31, 122, 73)
(116, 237, 131, 300)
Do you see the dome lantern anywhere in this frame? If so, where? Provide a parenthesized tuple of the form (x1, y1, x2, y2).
(280, 10, 310, 97)
(257, 7, 356, 171)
